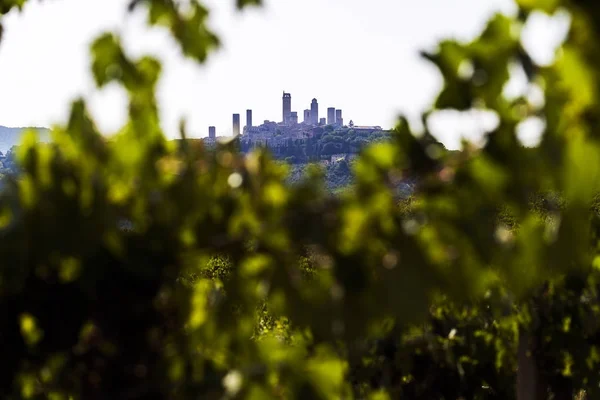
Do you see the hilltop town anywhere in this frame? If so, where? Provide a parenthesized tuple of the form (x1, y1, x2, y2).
(0, 94, 394, 189)
(203, 92, 388, 164)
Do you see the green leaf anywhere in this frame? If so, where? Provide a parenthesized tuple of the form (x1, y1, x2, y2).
(516, 0, 560, 14)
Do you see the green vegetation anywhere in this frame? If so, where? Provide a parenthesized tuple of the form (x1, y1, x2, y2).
(240, 128, 393, 163)
(288, 159, 354, 192)
(288, 158, 416, 195)
(312, 128, 391, 156)
(1, 0, 600, 399)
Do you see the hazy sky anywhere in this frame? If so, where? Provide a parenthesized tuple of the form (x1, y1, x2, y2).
(0, 0, 567, 148)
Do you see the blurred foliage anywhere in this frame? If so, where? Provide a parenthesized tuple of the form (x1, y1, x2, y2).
(2, 0, 600, 399)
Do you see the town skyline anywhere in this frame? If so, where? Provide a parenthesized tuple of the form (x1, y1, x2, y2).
(208, 90, 382, 139)
(0, 0, 530, 150)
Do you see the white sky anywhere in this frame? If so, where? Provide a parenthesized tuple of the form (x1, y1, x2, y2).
(0, 0, 568, 149)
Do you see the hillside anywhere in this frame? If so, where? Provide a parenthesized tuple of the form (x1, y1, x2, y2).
(0, 126, 51, 153)
(287, 159, 415, 196)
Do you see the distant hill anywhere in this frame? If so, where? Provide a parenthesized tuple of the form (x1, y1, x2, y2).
(0, 126, 51, 154)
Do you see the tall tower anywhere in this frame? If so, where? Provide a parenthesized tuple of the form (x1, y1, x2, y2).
(327, 107, 336, 125)
(246, 109, 253, 129)
(232, 114, 240, 136)
(208, 126, 216, 139)
(311, 98, 319, 125)
(335, 109, 343, 126)
(303, 109, 311, 124)
(282, 92, 291, 124)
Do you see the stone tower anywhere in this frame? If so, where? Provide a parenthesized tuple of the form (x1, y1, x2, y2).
(311, 98, 319, 125)
(232, 114, 240, 136)
(282, 92, 291, 124)
(246, 109, 253, 129)
(327, 107, 335, 125)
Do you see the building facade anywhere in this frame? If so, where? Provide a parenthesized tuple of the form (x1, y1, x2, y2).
(209, 126, 216, 139)
(303, 109, 311, 124)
